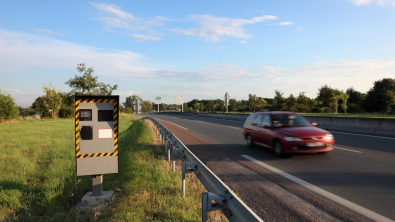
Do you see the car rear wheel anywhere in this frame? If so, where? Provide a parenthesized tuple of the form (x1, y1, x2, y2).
(274, 141, 284, 157)
(246, 134, 254, 148)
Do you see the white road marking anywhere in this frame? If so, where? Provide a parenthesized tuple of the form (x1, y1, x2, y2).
(228, 126, 241, 130)
(160, 120, 188, 130)
(330, 131, 395, 140)
(241, 155, 394, 222)
(333, 146, 362, 153)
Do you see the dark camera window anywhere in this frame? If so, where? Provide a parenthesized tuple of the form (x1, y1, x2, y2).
(80, 126, 93, 140)
(98, 110, 113, 121)
(80, 109, 92, 121)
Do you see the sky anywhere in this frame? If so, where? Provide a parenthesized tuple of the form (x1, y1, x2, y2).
(1, 0, 395, 107)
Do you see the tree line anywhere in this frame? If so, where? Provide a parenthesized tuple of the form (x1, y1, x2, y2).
(1, 69, 394, 121)
(158, 78, 395, 114)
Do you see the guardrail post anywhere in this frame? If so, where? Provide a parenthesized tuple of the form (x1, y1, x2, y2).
(202, 192, 228, 222)
(172, 146, 184, 172)
(182, 162, 197, 196)
(167, 140, 172, 162)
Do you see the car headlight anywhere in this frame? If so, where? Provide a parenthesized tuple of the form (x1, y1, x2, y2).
(323, 134, 334, 140)
(284, 137, 303, 141)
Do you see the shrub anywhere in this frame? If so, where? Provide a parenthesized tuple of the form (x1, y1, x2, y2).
(25, 116, 34, 121)
(58, 106, 74, 118)
(0, 91, 20, 120)
(17, 116, 24, 121)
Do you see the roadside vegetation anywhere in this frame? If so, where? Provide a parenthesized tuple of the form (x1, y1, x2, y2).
(0, 114, 225, 221)
(1, 63, 394, 122)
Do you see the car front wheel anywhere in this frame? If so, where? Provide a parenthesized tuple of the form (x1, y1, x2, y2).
(246, 134, 254, 148)
(274, 141, 284, 157)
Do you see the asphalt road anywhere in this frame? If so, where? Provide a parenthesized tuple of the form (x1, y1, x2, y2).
(144, 113, 395, 221)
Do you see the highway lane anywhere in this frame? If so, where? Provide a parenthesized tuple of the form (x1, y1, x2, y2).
(145, 113, 395, 221)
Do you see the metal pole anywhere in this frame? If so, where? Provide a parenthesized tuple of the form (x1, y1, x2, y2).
(182, 162, 186, 196)
(202, 193, 208, 222)
(168, 143, 171, 162)
(157, 104, 159, 112)
(172, 147, 176, 172)
(92, 175, 103, 196)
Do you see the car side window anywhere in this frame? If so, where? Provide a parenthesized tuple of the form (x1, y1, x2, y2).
(260, 115, 271, 127)
(252, 115, 263, 126)
(245, 114, 255, 124)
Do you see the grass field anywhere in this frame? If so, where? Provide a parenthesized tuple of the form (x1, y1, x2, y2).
(0, 114, 225, 221)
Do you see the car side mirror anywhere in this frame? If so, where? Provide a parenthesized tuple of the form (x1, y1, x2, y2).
(312, 122, 318, 127)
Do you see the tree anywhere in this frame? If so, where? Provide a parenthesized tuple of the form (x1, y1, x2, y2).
(297, 93, 309, 105)
(286, 94, 297, 111)
(65, 63, 118, 95)
(273, 90, 287, 111)
(214, 99, 225, 112)
(317, 85, 341, 113)
(141, 101, 153, 113)
(183, 102, 189, 112)
(229, 98, 238, 112)
(32, 96, 47, 113)
(346, 87, 366, 113)
(338, 92, 349, 114)
(248, 93, 261, 112)
(0, 90, 20, 120)
(206, 100, 214, 112)
(42, 84, 63, 118)
(365, 78, 395, 113)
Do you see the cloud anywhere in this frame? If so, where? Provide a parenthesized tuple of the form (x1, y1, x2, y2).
(172, 14, 277, 41)
(0, 30, 150, 76)
(350, 0, 395, 6)
(130, 34, 162, 41)
(90, 2, 171, 40)
(200, 84, 219, 89)
(270, 22, 294, 26)
(32, 28, 66, 36)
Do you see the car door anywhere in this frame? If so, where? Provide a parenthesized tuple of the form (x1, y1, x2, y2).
(250, 115, 263, 143)
(259, 114, 272, 147)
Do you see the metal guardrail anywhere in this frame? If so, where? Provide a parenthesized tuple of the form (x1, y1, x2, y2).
(144, 117, 263, 222)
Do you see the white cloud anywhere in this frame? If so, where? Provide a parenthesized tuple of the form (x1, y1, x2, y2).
(130, 34, 162, 41)
(91, 3, 171, 39)
(172, 14, 277, 41)
(270, 22, 294, 26)
(350, 0, 395, 6)
(200, 84, 219, 89)
(0, 30, 150, 76)
(32, 28, 65, 36)
(128, 91, 134, 96)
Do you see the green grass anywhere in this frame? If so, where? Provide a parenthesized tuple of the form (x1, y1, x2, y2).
(0, 115, 224, 221)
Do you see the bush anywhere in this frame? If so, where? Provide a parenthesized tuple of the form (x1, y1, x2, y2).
(311, 107, 321, 113)
(58, 106, 74, 118)
(294, 104, 311, 113)
(24, 116, 34, 121)
(0, 91, 20, 120)
(348, 103, 365, 113)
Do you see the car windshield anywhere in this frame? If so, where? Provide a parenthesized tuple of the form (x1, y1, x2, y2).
(272, 114, 311, 128)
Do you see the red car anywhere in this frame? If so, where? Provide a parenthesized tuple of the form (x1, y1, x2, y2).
(243, 111, 334, 157)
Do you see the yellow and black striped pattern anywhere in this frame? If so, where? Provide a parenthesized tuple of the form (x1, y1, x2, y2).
(75, 98, 118, 158)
